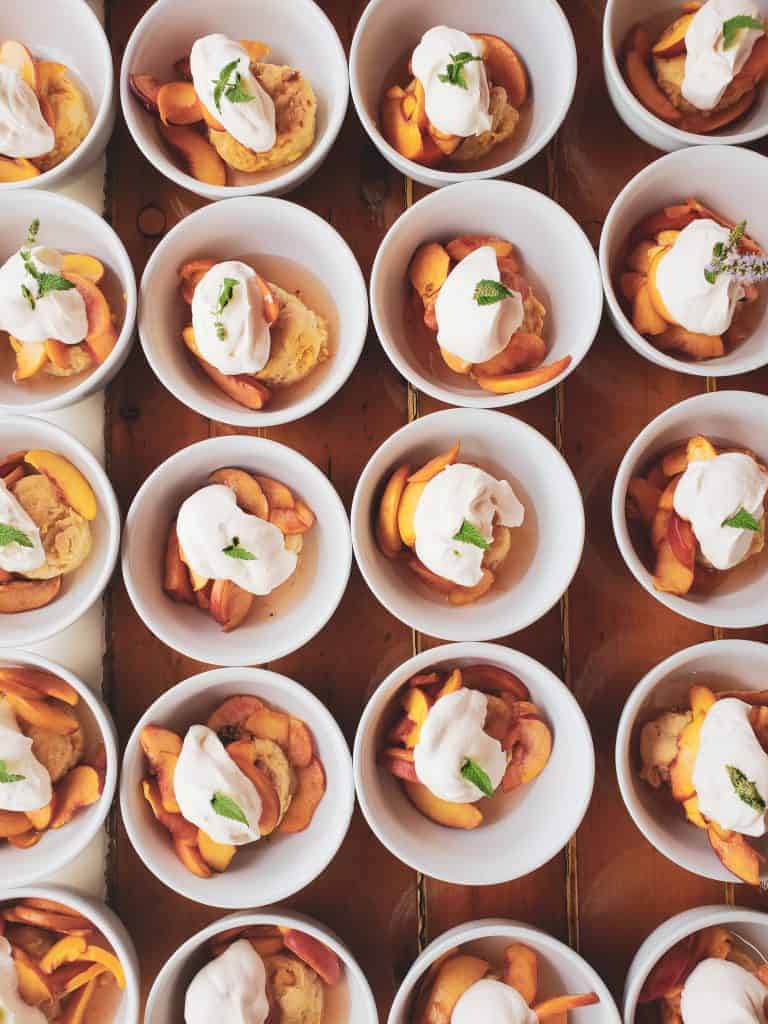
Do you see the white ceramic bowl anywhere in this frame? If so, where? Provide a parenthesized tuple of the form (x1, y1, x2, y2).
(617, 639, 768, 884)
(389, 918, 621, 1024)
(624, 905, 768, 1023)
(371, 179, 602, 407)
(350, 0, 577, 189)
(0, 416, 120, 647)
(603, 0, 768, 151)
(122, 434, 351, 666)
(120, 0, 348, 200)
(351, 407, 584, 641)
(121, 667, 354, 908)
(138, 196, 368, 427)
(0, 650, 117, 887)
(0, 884, 140, 1024)
(0, 0, 115, 190)
(0, 191, 137, 413)
(601, 146, 768, 377)
(145, 908, 377, 1023)
(354, 643, 594, 885)
(612, 390, 768, 628)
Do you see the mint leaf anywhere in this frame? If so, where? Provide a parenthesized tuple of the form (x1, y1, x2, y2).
(0, 760, 25, 784)
(211, 59, 254, 112)
(438, 51, 483, 89)
(225, 74, 254, 104)
(211, 58, 240, 112)
(722, 507, 760, 531)
(726, 764, 766, 812)
(20, 249, 75, 302)
(453, 520, 490, 550)
(473, 278, 515, 306)
(461, 758, 494, 797)
(222, 536, 257, 560)
(211, 792, 249, 825)
(0, 523, 33, 549)
(20, 284, 35, 310)
(26, 219, 39, 246)
(213, 276, 238, 341)
(723, 14, 764, 49)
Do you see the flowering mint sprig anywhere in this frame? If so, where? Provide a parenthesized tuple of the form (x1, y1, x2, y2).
(704, 219, 768, 286)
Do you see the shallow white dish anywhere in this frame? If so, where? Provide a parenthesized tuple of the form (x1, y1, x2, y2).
(350, 0, 577, 189)
(351, 407, 584, 641)
(600, 146, 768, 377)
(121, 434, 351, 666)
(354, 642, 594, 885)
(120, 0, 348, 199)
(0, 415, 120, 648)
(612, 390, 768, 628)
(138, 196, 367, 427)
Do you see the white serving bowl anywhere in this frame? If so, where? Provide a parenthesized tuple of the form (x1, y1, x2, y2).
(600, 146, 768, 377)
(389, 918, 621, 1024)
(0, 650, 117, 887)
(624, 905, 768, 1023)
(122, 434, 351, 666)
(0, 416, 120, 647)
(120, 0, 348, 200)
(0, 191, 137, 414)
(351, 407, 584, 641)
(612, 390, 768, 628)
(371, 179, 602, 407)
(145, 908, 377, 1023)
(0, 0, 115, 190)
(350, 0, 577, 189)
(0, 884, 140, 1024)
(603, 0, 768, 151)
(121, 667, 354, 908)
(138, 196, 367, 428)
(617, 639, 768, 884)
(354, 643, 594, 885)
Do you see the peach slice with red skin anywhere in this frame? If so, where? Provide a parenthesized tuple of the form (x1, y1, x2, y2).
(0, 667, 78, 705)
(669, 713, 705, 802)
(474, 334, 546, 377)
(471, 33, 528, 107)
(0, 41, 37, 91)
(502, 716, 552, 791)
(128, 73, 162, 114)
(652, 13, 695, 58)
(624, 48, 682, 123)
(62, 273, 117, 365)
(159, 122, 227, 186)
(446, 235, 516, 264)
(207, 695, 264, 738)
(209, 468, 269, 519)
(12, 340, 48, 381)
(0, 576, 61, 613)
(503, 943, 538, 1004)
(381, 747, 419, 782)
(448, 568, 495, 605)
(25, 449, 97, 520)
(707, 821, 763, 884)
(179, 259, 216, 304)
(474, 355, 572, 394)
(163, 523, 195, 604)
(461, 664, 530, 700)
(403, 780, 483, 829)
(287, 718, 314, 768)
(210, 579, 254, 632)
(182, 325, 271, 409)
(50, 765, 102, 828)
(226, 739, 281, 835)
(283, 930, 342, 986)
(407, 557, 456, 595)
(142, 777, 198, 846)
(414, 954, 489, 1024)
(5, 693, 78, 735)
(3, 905, 92, 936)
(408, 443, 461, 484)
(533, 993, 600, 1018)
(277, 758, 326, 833)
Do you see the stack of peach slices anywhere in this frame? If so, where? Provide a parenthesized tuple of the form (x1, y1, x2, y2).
(0, 896, 125, 1021)
(0, 448, 98, 614)
(622, 1, 768, 133)
(0, 39, 91, 183)
(140, 693, 325, 879)
(0, 665, 105, 851)
(411, 940, 598, 1023)
(409, 235, 570, 394)
(381, 663, 552, 831)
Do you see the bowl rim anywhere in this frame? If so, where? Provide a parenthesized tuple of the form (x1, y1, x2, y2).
(353, 641, 596, 885)
(370, 179, 603, 407)
(0, 190, 138, 413)
(0, 414, 121, 647)
(610, 389, 768, 628)
(599, 145, 768, 378)
(118, 0, 350, 200)
(602, 0, 768, 148)
(615, 638, 768, 884)
(0, 0, 115, 192)
(348, 0, 578, 186)
(121, 433, 352, 666)
(350, 407, 586, 641)
(0, 649, 118, 887)
(137, 195, 368, 427)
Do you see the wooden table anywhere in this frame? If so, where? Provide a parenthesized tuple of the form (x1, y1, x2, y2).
(106, 0, 768, 1016)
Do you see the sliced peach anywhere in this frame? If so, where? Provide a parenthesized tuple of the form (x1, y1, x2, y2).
(78, 946, 125, 988)
(209, 468, 269, 518)
(157, 81, 204, 125)
(381, 86, 427, 162)
(159, 122, 227, 186)
(3, 905, 91, 936)
(50, 765, 102, 828)
(208, 695, 264, 739)
(62, 272, 112, 338)
(225, 740, 281, 835)
(689, 684, 716, 717)
(407, 557, 456, 595)
(409, 243, 450, 302)
(140, 725, 183, 768)
(287, 718, 314, 768)
(13, 340, 48, 381)
(5, 693, 77, 735)
(449, 568, 495, 605)
(440, 347, 472, 374)
(415, 954, 489, 1024)
(445, 236, 515, 264)
(646, 247, 677, 324)
(7, 830, 40, 849)
(270, 506, 314, 535)
(0, 156, 40, 182)
(632, 284, 668, 337)
(533, 993, 600, 1018)
(0, 809, 35, 838)
(0, 667, 78, 706)
(397, 481, 427, 547)
(45, 339, 71, 370)
(707, 823, 762, 885)
(631, 201, 699, 244)
(25, 801, 53, 832)
(382, 748, 419, 782)
(154, 752, 180, 814)
(474, 356, 572, 394)
(624, 50, 682, 122)
(174, 836, 213, 878)
(627, 477, 662, 525)
(667, 512, 696, 569)
(656, 325, 725, 360)
(178, 259, 216, 304)
(0, 576, 61, 613)
(403, 781, 483, 829)
(684, 794, 707, 829)
(502, 717, 552, 791)
(679, 88, 756, 133)
(283, 930, 342, 986)
(277, 757, 326, 833)
(59, 977, 99, 1023)
(408, 442, 460, 484)
(128, 73, 162, 114)
(474, 334, 546, 376)
(24, 450, 97, 520)
(182, 326, 271, 409)
(652, 13, 695, 58)
(472, 33, 528, 107)
(0, 41, 36, 90)
(11, 948, 53, 1005)
(503, 943, 538, 1004)
(141, 777, 198, 845)
(377, 463, 411, 558)
(245, 707, 290, 746)
(60, 254, 104, 284)
(254, 475, 294, 510)
(653, 539, 695, 596)
(462, 664, 530, 700)
(210, 579, 254, 632)
(402, 78, 429, 131)
(669, 713, 705, 802)
(238, 39, 271, 63)
(198, 829, 236, 872)
(39, 935, 87, 974)
(163, 523, 195, 604)
(401, 686, 432, 748)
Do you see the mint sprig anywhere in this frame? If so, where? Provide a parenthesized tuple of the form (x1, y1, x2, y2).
(26, 219, 39, 246)
(0, 760, 25, 784)
(0, 523, 33, 549)
(438, 51, 483, 90)
(722, 14, 764, 49)
(726, 764, 766, 812)
(460, 758, 494, 797)
(473, 278, 515, 306)
(211, 58, 254, 113)
(722, 507, 760, 531)
(453, 520, 490, 550)
(222, 536, 256, 560)
(212, 276, 238, 341)
(211, 792, 249, 825)
(19, 234, 75, 308)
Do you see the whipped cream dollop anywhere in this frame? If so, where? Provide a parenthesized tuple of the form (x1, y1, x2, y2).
(411, 26, 492, 137)
(682, 0, 765, 111)
(173, 725, 262, 845)
(0, 65, 54, 159)
(0, 480, 45, 575)
(654, 219, 745, 336)
(0, 245, 88, 345)
(453, 979, 537, 1024)
(435, 246, 524, 364)
(191, 34, 276, 153)
(414, 688, 506, 803)
(0, 936, 48, 1024)
(176, 484, 297, 597)
(185, 940, 270, 1024)
(0, 699, 51, 813)
(191, 260, 272, 376)
(413, 463, 524, 586)
(693, 697, 768, 836)
(673, 452, 767, 570)
(681, 957, 768, 1024)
